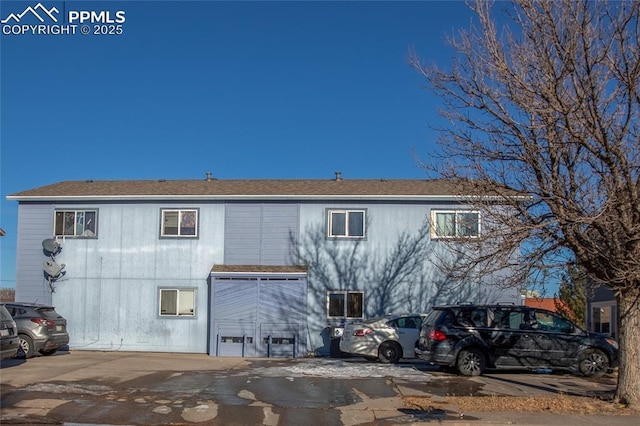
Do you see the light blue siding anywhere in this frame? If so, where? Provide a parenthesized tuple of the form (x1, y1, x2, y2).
(13, 196, 519, 357)
(15, 203, 55, 305)
(224, 204, 299, 265)
(44, 202, 225, 353)
(297, 202, 520, 355)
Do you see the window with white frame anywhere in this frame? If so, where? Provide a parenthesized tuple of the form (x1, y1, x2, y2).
(327, 209, 365, 238)
(159, 288, 196, 317)
(54, 210, 98, 237)
(431, 210, 480, 238)
(327, 291, 364, 318)
(161, 209, 198, 237)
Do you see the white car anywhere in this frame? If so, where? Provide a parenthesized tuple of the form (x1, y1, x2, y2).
(339, 313, 426, 363)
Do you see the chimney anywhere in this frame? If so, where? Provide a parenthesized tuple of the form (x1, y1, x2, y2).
(205, 172, 213, 182)
(335, 171, 342, 181)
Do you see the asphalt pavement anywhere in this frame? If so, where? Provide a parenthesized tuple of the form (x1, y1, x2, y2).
(0, 350, 637, 425)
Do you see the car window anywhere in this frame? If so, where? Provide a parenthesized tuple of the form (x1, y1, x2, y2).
(37, 308, 62, 320)
(0, 306, 11, 321)
(454, 309, 474, 327)
(492, 309, 526, 330)
(533, 310, 575, 333)
(387, 317, 419, 329)
(423, 310, 442, 326)
(470, 309, 487, 327)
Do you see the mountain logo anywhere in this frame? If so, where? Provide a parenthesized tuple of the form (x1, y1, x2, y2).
(1, 3, 59, 24)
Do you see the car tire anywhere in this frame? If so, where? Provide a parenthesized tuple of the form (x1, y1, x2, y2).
(19, 334, 36, 359)
(378, 342, 402, 364)
(457, 348, 485, 376)
(40, 348, 58, 356)
(578, 349, 609, 377)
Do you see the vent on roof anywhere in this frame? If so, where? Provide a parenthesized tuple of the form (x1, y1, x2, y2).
(205, 172, 213, 182)
(335, 171, 342, 181)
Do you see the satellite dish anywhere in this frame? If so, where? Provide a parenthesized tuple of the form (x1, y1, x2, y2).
(43, 260, 65, 278)
(42, 239, 61, 255)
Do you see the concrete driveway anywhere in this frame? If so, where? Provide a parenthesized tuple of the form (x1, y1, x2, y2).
(0, 350, 621, 425)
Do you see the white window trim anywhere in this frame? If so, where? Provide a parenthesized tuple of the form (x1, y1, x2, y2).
(327, 209, 366, 239)
(54, 209, 98, 238)
(160, 208, 199, 238)
(158, 288, 196, 317)
(430, 209, 480, 239)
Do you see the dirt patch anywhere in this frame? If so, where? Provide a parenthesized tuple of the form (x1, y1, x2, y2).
(403, 395, 639, 416)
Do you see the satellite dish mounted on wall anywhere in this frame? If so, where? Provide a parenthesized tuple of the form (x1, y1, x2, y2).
(42, 239, 61, 256)
(43, 259, 65, 279)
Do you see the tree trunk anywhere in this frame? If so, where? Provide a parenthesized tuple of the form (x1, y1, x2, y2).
(615, 287, 640, 408)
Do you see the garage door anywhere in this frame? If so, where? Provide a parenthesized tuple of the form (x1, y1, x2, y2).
(210, 276, 307, 357)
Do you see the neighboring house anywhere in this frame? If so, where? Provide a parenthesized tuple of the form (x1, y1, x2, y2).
(524, 297, 558, 312)
(586, 284, 617, 339)
(7, 174, 520, 357)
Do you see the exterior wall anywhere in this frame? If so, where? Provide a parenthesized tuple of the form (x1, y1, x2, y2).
(28, 201, 225, 353)
(14, 196, 520, 356)
(586, 284, 617, 339)
(298, 201, 520, 355)
(15, 203, 54, 305)
(224, 203, 299, 265)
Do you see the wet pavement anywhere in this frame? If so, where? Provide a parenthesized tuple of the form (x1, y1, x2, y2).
(0, 350, 633, 425)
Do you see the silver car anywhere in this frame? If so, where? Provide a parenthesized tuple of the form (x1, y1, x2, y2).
(339, 313, 426, 363)
(0, 304, 20, 360)
(4, 302, 69, 358)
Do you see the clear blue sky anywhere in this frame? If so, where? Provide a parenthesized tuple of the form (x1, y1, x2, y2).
(1, 0, 475, 288)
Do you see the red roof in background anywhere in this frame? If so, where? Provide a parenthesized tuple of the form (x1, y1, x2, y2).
(525, 297, 559, 312)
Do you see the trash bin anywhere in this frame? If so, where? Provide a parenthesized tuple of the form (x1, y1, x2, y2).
(329, 326, 344, 358)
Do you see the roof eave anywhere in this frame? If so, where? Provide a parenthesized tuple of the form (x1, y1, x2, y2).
(7, 194, 475, 202)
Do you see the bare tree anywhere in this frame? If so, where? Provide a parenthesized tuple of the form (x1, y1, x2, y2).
(410, 0, 640, 406)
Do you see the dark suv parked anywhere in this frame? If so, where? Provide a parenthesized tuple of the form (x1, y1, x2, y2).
(416, 304, 618, 377)
(4, 303, 69, 358)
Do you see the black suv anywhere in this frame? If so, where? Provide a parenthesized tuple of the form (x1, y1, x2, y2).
(416, 304, 618, 377)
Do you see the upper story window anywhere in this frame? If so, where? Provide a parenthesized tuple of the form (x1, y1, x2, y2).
(54, 210, 98, 237)
(327, 209, 366, 238)
(430, 210, 480, 238)
(161, 209, 198, 238)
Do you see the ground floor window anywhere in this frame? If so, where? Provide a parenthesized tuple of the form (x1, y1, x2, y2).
(159, 288, 196, 317)
(592, 304, 615, 338)
(327, 291, 363, 319)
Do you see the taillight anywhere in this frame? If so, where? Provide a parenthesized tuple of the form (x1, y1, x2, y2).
(31, 318, 55, 327)
(353, 328, 374, 337)
(428, 329, 446, 341)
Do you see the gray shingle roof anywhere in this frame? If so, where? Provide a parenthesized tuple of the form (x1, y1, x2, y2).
(7, 178, 467, 201)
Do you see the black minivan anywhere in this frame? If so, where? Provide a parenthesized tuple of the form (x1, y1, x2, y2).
(416, 304, 618, 376)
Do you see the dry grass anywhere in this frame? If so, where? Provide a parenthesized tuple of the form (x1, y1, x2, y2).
(403, 394, 639, 416)
(0, 288, 15, 302)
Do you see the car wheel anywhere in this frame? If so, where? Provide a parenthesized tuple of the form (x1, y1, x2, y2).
(363, 356, 378, 362)
(40, 348, 58, 356)
(19, 334, 36, 359)
(457, 348, 485, 376)
(579, 349, 609, 377)
(378, 342, 402, 364)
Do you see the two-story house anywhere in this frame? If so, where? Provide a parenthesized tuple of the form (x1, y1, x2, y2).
(7, 174, 520, 357)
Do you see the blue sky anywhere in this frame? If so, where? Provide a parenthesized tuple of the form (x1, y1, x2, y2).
(0, 0, 475, 288)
